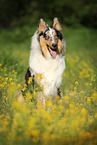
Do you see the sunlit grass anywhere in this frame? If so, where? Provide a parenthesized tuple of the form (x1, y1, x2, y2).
(0, 26, 97, 145)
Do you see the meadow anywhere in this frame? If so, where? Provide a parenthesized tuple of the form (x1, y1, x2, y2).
(0, 25, 97, 145)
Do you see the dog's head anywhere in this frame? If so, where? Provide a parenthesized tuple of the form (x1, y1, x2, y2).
(38, 17, 65, 58)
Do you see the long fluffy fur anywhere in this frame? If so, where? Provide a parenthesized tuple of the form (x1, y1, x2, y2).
(29, 29, 65, 99)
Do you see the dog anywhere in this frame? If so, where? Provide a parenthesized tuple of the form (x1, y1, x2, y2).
(24, 17, 66, 102)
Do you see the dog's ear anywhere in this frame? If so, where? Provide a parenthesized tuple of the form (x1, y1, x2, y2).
(51, 17, 62, 31)
(38, 19, 48, 34)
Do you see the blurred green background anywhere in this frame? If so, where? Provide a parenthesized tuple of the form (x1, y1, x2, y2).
(0, 0, 97, 28)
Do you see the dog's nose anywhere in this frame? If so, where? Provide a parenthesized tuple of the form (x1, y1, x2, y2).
(52, 43, 57, 48)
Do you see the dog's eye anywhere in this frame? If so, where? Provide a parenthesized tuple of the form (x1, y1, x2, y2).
(45, 35, 50, 40)
(54, 35, 57, 39)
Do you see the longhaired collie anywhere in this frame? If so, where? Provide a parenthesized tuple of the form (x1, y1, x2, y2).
(24, 17, 66, 102)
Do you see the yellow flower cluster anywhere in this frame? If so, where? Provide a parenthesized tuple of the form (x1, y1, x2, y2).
(0, 54, 97, 145)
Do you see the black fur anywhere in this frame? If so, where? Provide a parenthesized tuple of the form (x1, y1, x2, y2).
(39, 32, 43, 37)
(21, 68, 35, 96)
(25, 68, 31, 86)
(55, 29, 63, 41)
(57, 88, 61, 97)
(25, 68, 35, 88)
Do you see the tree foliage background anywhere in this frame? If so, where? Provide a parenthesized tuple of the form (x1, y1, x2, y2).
(0, 0, 97, 28)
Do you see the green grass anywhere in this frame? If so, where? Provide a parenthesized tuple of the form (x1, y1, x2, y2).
(0, 26, 97, 145)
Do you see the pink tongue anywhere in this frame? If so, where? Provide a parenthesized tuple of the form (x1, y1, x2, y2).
(49, 48, 57, 58)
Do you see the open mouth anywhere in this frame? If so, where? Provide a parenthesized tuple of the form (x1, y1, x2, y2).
(47, 45, 57, 58)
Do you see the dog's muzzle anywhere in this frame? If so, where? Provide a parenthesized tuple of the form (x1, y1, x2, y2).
(52, 43, 57, 49)
(47, 44, 57, 58)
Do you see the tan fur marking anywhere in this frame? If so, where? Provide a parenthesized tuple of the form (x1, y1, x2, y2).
(52, 18, 63, 55)
(40, 37, 48, 58)
(53, 17, 62, 31)
(45, 39, 52, 48)
(46, 33, 50, 36)
(38, 19, 47, 34)
(57, 39, 62, 54)
(53, 32, 57, 36)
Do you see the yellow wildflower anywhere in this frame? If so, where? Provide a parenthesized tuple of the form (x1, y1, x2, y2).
(80, 91, 83, 93)
(5, 77, 8, 81)
(0, 84, 3, 88)
(58, 99, 63, 104)
(12, 70, 15, 73)
(87, 97, 91, 104)
(9, 78, 12, 82)
(11, 82, 15, 86)
(24, 84, 27, 87)
(75, 81, 78, 85)
(70, 93, 73, 96)
(74, 87, 77, 91)
(22, 87, 26, 92)
(66, 90, 69, 92)
(14, 72, 17, 75)
(28, 77, 32, 84)
(17, 84, 22, 89)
